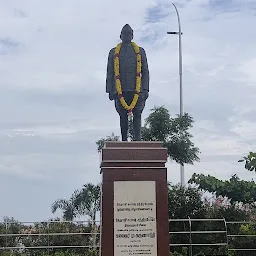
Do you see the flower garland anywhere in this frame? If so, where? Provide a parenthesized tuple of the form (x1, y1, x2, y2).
(114, 42, 142, 115)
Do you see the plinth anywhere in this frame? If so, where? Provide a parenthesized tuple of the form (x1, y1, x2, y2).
(100, 141, 169, 256)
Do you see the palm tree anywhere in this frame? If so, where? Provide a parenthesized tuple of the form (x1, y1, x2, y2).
(51, 183, 101, 248)
(51, 190, 81, 221)
(51, 184, 101, 221)
(74, 183, 101, 249)
(73, 183, 101, 223)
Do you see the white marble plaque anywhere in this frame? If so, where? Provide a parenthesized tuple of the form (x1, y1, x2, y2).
(114, 181, 157, 256)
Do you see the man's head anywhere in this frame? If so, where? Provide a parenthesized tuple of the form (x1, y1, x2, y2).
(120, 24, 133, 43)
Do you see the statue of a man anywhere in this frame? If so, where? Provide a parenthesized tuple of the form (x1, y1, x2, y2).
(106, 24, 149, 141)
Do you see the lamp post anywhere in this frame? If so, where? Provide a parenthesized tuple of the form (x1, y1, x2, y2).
(167, 3, 185, 187)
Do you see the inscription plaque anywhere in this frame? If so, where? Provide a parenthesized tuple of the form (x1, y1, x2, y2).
(114, 181, 157, 256)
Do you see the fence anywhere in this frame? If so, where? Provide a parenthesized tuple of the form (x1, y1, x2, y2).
(169, 218, 256, 255)
(0, 220, 101, 254)
(0, 219, 255, 255)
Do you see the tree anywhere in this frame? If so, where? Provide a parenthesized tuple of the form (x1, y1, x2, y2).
(168, 180, 255, 256)
(188, 173, 256, 204)
(96, 133, 119, 153)
(168, 184, 206, 255)
(51, 190, 81, 221)
(52, 183, 101, 250)
(142, 106, 199, 165)
(168, 183, 206, 219)
(96, 106, 200, 165)
(239, 151, 256, 172)
(51, 183, 101, 222)
(0, 217, 97, 255)
(75, 184, 101, 249)
(73, 183, 101, 223)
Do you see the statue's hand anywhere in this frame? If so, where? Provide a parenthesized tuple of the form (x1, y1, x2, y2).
(140, 91, 149, 100)
(109, 93, 115, 101)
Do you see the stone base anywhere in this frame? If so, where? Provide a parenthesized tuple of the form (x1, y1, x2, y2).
(100, 142, 169, 256)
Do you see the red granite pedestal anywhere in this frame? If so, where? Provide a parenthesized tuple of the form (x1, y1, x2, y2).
(100, 141, 169, 256)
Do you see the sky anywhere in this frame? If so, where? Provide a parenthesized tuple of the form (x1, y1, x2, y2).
(0, 0, 255, 222)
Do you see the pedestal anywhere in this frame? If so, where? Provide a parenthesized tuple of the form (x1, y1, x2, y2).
(100, 141, 169, 256)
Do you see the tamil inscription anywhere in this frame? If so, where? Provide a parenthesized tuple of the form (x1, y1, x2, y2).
(114, 181, 157, 256)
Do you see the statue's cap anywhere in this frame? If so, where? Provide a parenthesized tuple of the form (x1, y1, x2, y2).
(121, 24, 133, 32)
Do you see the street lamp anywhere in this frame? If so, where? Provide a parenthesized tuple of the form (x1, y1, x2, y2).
(167, 3, 185, 187)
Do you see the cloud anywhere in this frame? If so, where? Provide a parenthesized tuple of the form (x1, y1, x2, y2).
(0, 0, 256, 221)
(0, 37, 21, 55)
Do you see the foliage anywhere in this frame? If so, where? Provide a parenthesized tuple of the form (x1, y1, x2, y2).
(51, 183, 101, 251)
(52, 183, 101, 222)
(204, 196, 251, 221)
(167, 184, 206, 255)
(72, 183, 101, 248)
(73, 183, 101, 222)
(168, 183, 206, 219)
(3, 173, 256, 256)
(142, 106, 200, 165)
(170, 248, 188, 256)
(96, 106, 200, 165)
(0, 252, 89, 256)
(2, 183, 256, 255)
(96, 133, 119, 152)
(0, 218, 97, 256)
(228, 222, 256, 255)
(189, 173, 256, 204)
(238, 151, 256, 172)
(51, 190, 81, 220)
(0, 217, 22, 251)
(168, 182, 256, 256)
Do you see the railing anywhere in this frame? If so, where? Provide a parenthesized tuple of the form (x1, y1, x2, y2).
(169, 218, 256, 255)
(0, 219, 255, 255)
(169, 218, 228, 255)
(0, 220, 101, 254)
(226, 221, 256, 254)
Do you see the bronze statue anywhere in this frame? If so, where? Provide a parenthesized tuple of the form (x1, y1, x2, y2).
(106, 24, 149, 141)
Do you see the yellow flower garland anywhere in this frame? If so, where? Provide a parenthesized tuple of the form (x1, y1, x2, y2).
(114, 42, 142, 114)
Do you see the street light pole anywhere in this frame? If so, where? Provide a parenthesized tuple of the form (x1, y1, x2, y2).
(167, 3, 185, 187)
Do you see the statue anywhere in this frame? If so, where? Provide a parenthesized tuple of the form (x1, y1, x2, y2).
(106, 24, 149, 141)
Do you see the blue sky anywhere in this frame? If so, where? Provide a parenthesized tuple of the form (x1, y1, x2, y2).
(0, 0, 255, 221)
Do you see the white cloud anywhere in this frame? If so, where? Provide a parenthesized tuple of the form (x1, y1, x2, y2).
(239, 58, 256, 84)
(0, 0, 256, 221)
(231, 120, 256, 141)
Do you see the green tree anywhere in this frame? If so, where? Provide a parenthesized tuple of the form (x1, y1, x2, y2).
(51, 183, 101, 222)
(168, 183, 206, 219)
(73, 183, 101, 223)
(73, 184, 101, 249)
(188, 173, 256, 204)
(142, 106, 199, 165)
(168, 181, 256, 256)
(0, 217, 96, 256)
(168, 184, 207, 255)
(52, 184, 101, 250)
(0, 217, 22, 249)
(51, 190, 81, 221)
(96, 106, 200, 165)
(239, 151, 256, 172)
(96, 133, 119, 153)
